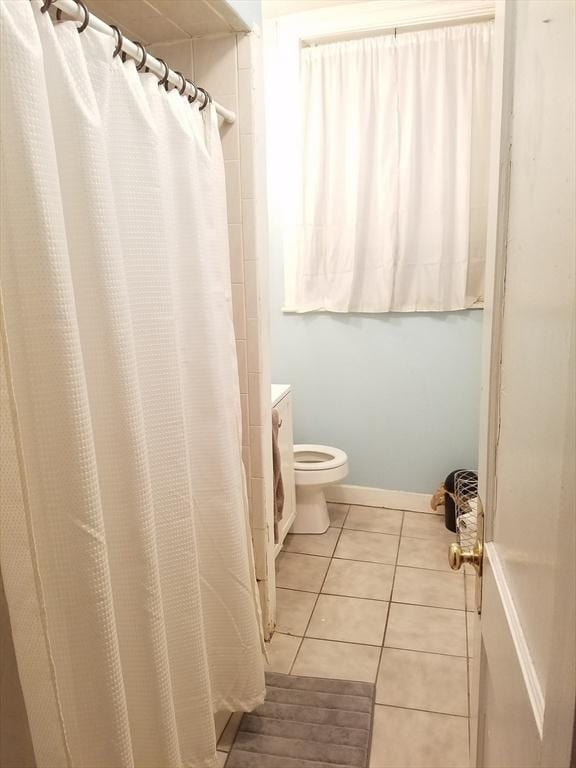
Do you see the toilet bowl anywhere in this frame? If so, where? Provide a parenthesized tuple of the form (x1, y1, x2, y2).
(292, 444, 349, 534)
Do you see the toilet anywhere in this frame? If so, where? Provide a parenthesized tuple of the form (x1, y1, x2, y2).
(291, 444, 349, 534)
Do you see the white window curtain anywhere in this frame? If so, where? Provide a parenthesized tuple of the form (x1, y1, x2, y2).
(0, 3, 264, 768)
(272, 22, 493, 313)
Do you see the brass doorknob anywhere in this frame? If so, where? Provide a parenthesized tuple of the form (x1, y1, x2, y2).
(448, 540, 483, 574)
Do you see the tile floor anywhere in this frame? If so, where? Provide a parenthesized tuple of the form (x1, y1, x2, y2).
(216, 502, 475, 768)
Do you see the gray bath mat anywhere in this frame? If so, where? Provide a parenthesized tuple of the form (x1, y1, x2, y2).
(225, 671, 375, 768)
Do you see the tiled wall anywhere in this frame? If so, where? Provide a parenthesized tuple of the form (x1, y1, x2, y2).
(150, 31, 275, 637)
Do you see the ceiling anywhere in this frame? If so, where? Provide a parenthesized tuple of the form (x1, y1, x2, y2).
(262, 0, 369, 18)
(86, 0, 246, 44)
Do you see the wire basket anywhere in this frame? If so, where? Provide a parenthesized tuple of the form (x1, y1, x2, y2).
(454, 470, 478, 549)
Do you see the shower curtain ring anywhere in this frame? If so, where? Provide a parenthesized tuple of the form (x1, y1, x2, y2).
(157, 59, 170, 89)
(175, 72, 187, 96)
(134, 41, 148, 72)
(75, 1, 89, 33)
(111, 25, 123, 58)
(187, 82, 198, 103)
(198, 87, 211, 111)
(40, 0, 53, 14)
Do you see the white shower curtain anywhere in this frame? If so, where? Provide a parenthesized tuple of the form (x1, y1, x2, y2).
(0, 3, 265, 767)
(277, 22, 492, 312)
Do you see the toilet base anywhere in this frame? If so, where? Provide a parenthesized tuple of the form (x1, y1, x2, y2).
(291, 484, 330, 534)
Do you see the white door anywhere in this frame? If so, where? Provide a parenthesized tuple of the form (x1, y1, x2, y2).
(453, 1, 576, 767)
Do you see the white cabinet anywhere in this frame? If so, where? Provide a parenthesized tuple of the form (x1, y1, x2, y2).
(271, 386, 296, 556)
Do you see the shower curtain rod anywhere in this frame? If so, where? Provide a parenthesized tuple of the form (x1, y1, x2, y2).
(41, 0, 236, 124)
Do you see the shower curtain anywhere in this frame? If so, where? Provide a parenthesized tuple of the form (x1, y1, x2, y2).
(0, 2, 265, 767)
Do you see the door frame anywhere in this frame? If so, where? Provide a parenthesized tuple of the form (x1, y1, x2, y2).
(472, 1, 515, 760)
(476, 0, 514, 537)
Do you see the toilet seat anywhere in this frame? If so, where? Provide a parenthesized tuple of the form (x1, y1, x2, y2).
(293, 444, 348, 472)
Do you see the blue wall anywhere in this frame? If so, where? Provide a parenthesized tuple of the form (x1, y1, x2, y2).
(270, 257, 483, 494)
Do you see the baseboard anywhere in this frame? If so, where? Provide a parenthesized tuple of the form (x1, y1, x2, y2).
(325, 484, 436, 514)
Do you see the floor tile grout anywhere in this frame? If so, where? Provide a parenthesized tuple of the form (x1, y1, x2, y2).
(281, 632, 399, 653)
(316, 591, 392, 605)
(342, 526, 403, 536)
(279, 586, 465, 611)
(374, 703, 469, 720)
(280, 564, 461, 588)
(276, 631, 468, 659)
(340, 530, 401, 538)
(320, 591, 393, 604)
(374, 510, 404, 690)
(464, 577, 472, 739)
(287, 507, 349, 674)
(283, 549, 455, 562)
(396, 564, 458, 573)
(335, 503, 444, 517)
(389, 600, 466, 613)
(312, 554, 397, 566)
(275, 631, 469, 659)
(304, 631, 388, 648)
(374, 643, 467, 659)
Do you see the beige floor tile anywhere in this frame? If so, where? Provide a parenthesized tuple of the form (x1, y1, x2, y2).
(322, 559, 395, 601)
(376, 648, 468, 716)
(264, 632, 301, 674)
(402, 511, 455, 542)
(344, 505, 403, 535)
(385, 603, 467, 656)
(214, 711, 231, 742)
(392, 566, 465, 610)
(334, 529, 399, 565)
(217, 711, 243, 752)
(306, 593, 388, 646)
(327, 502, 349, 527)
(275, 551, 329, 592)
(467, 610, 477, 659)
(370, 705, 469, 768)
(276, 588, 317, 635)
(465, 571, 477, 612)
(467, 657, 473, 712)
(283, 526, 340, 557)
(398, 536, 453, 572)
(291, 638, 380, 683)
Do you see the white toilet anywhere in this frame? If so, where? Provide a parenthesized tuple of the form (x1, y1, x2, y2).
(291, 444, 349, 534)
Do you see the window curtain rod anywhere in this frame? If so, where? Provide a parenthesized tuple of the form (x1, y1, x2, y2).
(300, 12, 494, 47)
(38, 0, 236, 124)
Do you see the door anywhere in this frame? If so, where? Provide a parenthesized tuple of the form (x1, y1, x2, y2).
(449, 1, 576, 766)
